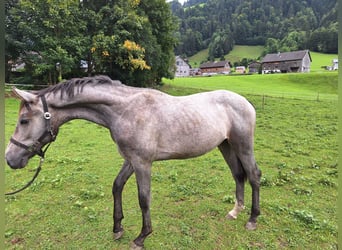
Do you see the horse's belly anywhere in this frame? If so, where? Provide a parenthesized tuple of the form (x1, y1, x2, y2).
(155, 129, 226, 160)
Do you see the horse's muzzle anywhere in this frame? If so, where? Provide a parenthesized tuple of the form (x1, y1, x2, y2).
(5, 150, 29, 169)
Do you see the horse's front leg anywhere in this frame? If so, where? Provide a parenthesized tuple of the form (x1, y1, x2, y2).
(131, 163, 152, 249)
(113, 160, 134, 240)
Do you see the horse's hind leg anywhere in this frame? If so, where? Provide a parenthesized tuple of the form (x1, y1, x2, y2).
(218, 140, 246, 220)
(235, 142, 261, 230)
(113, 160, 134, 240)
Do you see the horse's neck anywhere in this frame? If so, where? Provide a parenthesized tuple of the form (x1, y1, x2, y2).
(48, 85, 132, 128)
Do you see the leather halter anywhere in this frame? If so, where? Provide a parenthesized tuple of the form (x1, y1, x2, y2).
(6, 95, 55, 195)
(10, 95, 56, 158)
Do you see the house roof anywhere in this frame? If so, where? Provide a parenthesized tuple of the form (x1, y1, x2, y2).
(200, 60, 230, 69)
(248, 61, 261, 66)
(261, 50, 312, 63)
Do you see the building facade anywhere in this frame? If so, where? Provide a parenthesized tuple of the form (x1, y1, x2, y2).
(199, 60, 231, 75)
(261, 50, 312, 74)
(175, 56, 191, 77)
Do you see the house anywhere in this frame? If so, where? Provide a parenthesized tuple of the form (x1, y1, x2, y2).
(199, 60, 231, 75)
(10, 60, 25, 72)
(189, 68, 201, 76)
(235, 66, 246, 74)
(175, 56, 191, 77)
(248, 61, 261, 74)
(261, 50, 312, 74)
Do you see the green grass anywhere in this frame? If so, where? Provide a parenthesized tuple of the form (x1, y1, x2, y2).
(309, 51, 338, 72)
(225, 45, 264, 63)
(188, 45, 264, 67)
(164, 72, 338, 101)
(4, 77, 337, 249)
(187, 48, 209, 68)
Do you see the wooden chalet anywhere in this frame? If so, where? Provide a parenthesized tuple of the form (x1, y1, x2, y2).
(261, 50, 312, 74)
(248, 61, 261, 74)
(199, 60, 231, 75)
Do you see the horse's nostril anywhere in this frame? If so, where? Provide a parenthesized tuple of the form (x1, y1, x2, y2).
(6, 156, 24, 169)
(6, 159, 16, 169)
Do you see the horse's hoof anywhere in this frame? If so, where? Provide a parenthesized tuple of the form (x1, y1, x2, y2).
(130, 241, 144, 250)
(245, 221, 257, 230)
(113, 229, 124, 240)
(226, 212, 237, 220)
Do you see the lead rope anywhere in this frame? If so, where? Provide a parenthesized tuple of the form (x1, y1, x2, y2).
(5, 159, 43, 196)
(5, 142, 53, 196)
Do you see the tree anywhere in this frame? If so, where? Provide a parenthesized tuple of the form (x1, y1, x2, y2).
(279, 31, 307, 52)
(263, 38, 280, 55)
(308, 23, 337, 53)
(6, 0, 87, 84)
(5, 0, 26, 83)
(6, 0, 177, 86)
(208, 30, 234, 60)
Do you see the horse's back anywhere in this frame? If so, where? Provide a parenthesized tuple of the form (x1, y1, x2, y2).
(113, 88, 256, 161)
(149, 90, 255, 160)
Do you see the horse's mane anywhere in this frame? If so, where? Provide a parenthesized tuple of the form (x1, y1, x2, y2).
(36, 75, 122, 98)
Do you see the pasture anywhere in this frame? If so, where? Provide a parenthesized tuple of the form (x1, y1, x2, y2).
(4, 73, 337, 249)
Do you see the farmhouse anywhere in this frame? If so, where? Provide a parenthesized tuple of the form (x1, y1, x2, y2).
(261, 50, 312, 74)
(248, 61, 261, 74)
(235, 66, 246, 74)
(199, 60, 231, 75)
(175, 56, 191, 77)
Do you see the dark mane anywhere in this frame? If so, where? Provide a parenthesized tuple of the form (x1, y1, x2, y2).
(36, 75, 122, 98)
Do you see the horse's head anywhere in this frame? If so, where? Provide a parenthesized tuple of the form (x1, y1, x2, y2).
(6, 88, 57, 169)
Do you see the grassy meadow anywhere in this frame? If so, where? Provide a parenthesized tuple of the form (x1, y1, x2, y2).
(4, 72, 338, 249)
(164, 72, 338, 101)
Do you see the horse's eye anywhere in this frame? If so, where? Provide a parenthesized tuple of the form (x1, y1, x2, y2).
(20, 119, 29, 125)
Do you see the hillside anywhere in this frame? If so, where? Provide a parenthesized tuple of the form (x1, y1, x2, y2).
(188, 45, 263, 67)
(170, 0, 337, 58)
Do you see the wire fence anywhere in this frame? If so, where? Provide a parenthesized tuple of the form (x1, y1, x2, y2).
(4, 83, 338, 102)
(240, 90, 337, 102)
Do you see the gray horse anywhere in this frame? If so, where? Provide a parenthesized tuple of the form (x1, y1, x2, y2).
(5, 75, 261, 249)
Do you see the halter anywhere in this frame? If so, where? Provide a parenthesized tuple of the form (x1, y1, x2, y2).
(6, 95, 56, 195)
(10, 95, 55, 158)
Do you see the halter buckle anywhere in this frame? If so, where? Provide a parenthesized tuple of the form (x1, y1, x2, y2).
(44, 112, 52, 120)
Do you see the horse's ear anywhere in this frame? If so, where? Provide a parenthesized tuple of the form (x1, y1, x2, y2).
(12, 88, 38, 103)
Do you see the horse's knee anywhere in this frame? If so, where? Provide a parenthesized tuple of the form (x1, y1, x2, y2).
(249, 167, 261, 186)
(138, 192, 151, 211)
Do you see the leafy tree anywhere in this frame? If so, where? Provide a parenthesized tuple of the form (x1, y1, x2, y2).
(6, 0, 177, 86)
(263, 38, 280, 55)
(6, 0, 87, 84)
(308, 22, 338, 53)
(208, 30, 233, 60)
(279, 31, 308, 52)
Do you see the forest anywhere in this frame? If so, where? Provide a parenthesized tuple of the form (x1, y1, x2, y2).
(170, 0, 338, 60)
